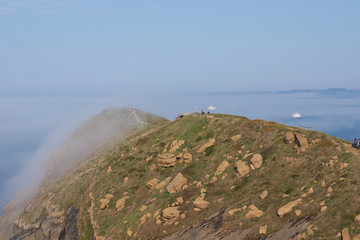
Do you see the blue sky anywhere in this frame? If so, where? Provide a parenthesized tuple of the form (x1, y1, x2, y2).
(1, 0, 360, 96)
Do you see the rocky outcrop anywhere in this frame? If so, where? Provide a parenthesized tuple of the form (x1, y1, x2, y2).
(235, 160, 250, 177)
(167, 173, 188, 193)
(157, 153, 177, 168)
(146, 178, 160, 189)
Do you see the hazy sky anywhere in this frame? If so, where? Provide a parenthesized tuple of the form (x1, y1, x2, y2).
(1, 0, 360, 96)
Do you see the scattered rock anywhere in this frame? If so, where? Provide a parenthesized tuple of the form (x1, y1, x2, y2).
(321, 206, 327, 212)
(167, 173, 188, 193)
(260, 190, 268, 200)
(194, 208, 202, 212)
(197, 139, 216, 153)
(228, 208, 242, 215)
(245, 204, 263, 219)
(243, 153, 252, 159)
(205, 174, 210, 179)
(100, 194, 114, 210)
(171, 197, 184, 206)
(320, 200, 325, 206)
(259, 225, 267, 235)
(341, 228, 350, 240)
(156, 219, 162, 225)
(286, 157, 294, 163)
(146, 178, 160, 189)
(169, 140, 185, 153)
(155, 177, 172, 190)
(321, 181, 326, 187)
(250, 154, 263, 168)
(341, 162, 349, 170)
(295, 210, 301, 216)
(116, 196, 129, 212)
(215, 161, 230, 176)
(124, 177, 129, 183)
(277, 198, 302, 217)
(210, 176, 218, 183)
(127, 228, 133, 237)
(146, 156, 153, 162)
(235, 160, 250, 178)
(294, 133, 309, 148)
(231, 134, 241, 141)
(106, 166, 112, 173)
(163, 207, 180, 219)
(285, 132, 295, 144)
(157, 153, 177, 168)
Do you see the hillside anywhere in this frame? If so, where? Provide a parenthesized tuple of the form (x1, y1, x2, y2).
(0, 107, 166, 240)
(9, 113, 360, 239)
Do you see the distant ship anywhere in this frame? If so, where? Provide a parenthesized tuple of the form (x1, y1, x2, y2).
(291, 112, 302, 118)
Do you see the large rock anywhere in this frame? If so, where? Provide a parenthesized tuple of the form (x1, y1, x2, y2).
(277, 198, 302, 217)
(167, 173, 188, 193)
(250, 154, 263, 169)
(235, 160, 250, 178)
(245, 204, 263, 219)
(285, 132, 295, 144)
(215, 161, 230, 176)
(163, 207, 180, 219)
(197, 139, 216, 153)
(116, 196, 129, 211)
(157, 153, 177, 168)
(294, 133, 309, 148)
(183, 152, 193, 163)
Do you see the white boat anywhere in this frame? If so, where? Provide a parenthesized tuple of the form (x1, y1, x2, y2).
(291, 112, 302, 118)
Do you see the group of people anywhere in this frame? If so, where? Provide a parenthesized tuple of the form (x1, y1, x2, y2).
(353, 138, 360, 148)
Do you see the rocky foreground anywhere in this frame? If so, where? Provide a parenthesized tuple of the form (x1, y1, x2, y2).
(5, 112, 360, 239)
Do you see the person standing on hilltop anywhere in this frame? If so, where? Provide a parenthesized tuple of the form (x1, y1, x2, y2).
(353, 138, 358, 148)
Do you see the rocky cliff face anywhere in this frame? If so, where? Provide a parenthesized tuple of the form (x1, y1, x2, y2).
(0, 107, 167, 240)
(5, 113, 360, 239)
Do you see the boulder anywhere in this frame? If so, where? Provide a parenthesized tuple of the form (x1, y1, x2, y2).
(157, 153, 177, 168)
(169, 140, 185, 153)
(116, 196, 129, 211)
(250, 154, 263, 169)
(294, 133, 309, 148)
(342, 228, 350, 240)
(167, 173, 188, 193)
(277, 198, 302, 217)
(354, 214, 360, 225)
(259, 225, 267, 235)
(146, 178, 160, 189)
(285, 132, 295, 144)
(197, 139, 216, 153)
(259, 190, 268, 200)
(245, 204, 263, 219)
(215, 161, 230, 176)
(193, 197, 210, 209)
(235, 160, 250, 178)
(163, 207, 180, 219)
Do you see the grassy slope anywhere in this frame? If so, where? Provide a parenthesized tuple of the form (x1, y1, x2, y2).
(19, 113, 360, 239)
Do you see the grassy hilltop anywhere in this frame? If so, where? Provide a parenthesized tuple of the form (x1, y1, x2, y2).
(12, 113, 360, 239)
